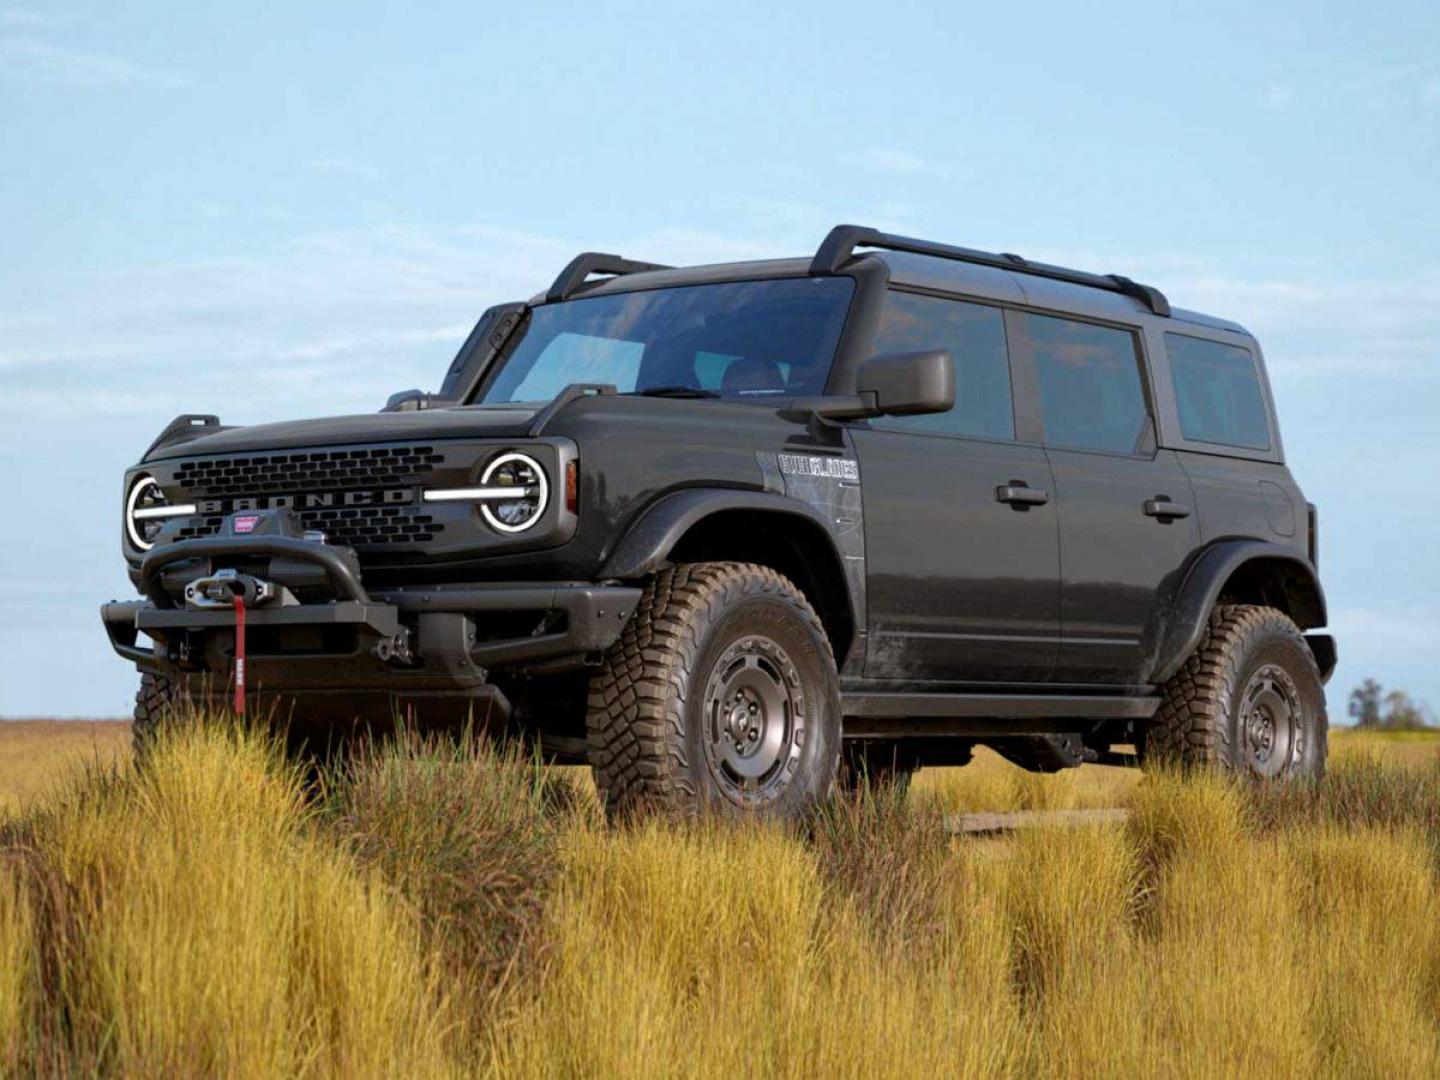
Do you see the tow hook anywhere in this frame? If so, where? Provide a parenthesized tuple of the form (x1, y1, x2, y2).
(184, 568, 277, 610)
(373, 631, 414, 666)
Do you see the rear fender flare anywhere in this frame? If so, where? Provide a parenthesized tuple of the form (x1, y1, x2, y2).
(1149, 540, 1327, 684)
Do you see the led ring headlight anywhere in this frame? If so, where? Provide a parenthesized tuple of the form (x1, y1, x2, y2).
(478, 452, 548, 533)
(420, 452, 549, 532)
(125, 475, 196, 551)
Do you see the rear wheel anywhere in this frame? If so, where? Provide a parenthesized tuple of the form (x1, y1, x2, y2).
(586, 562, 841, 819)
(1143, 604, 1327, 780)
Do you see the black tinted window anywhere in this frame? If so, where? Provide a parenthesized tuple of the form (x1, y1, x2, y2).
(1165, 333, 1271, 450)
(1027, 313, 1147, 454)
(866, 291, 1014, 440)
(480, 278, 854, 404)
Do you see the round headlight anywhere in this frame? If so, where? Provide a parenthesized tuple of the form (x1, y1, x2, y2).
(125, 475, 169, 551)
(479, 452, 548, 533)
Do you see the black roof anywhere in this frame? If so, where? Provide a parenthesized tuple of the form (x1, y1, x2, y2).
(534, 225, 1250, 337)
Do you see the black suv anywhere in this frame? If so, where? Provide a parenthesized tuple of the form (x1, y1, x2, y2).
(102, 225, 1335, 815)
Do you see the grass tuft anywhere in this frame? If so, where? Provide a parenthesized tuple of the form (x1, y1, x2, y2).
(806, 782, 956, 953)
(323, 729, 572, 1028)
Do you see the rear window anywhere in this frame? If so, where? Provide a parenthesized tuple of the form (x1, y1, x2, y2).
(1027, 313, 1149, 454)
(1164, 333, 1271, 450)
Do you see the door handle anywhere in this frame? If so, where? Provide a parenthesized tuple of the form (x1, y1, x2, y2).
(995, 483, 1050, 508)
(1143, 497, 1192, 520)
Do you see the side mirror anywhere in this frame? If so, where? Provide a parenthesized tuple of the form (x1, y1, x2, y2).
(857, 349, 954, 416)
(382, 389, 438, 413)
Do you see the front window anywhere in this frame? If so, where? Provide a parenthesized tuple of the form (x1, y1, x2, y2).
(478, 277, 855, 404)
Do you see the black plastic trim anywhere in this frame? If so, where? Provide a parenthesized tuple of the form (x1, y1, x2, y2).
(546, 253, 672, 303)
(600, 488, 842, 581)
(1149, 540, 1327, 684)
(811, 224, 1171, 317)
(1305, 633, 1337, 684)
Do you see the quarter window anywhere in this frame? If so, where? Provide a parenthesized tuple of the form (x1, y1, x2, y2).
(866, 291, 1015, 440)
(1027, 313, 1148, 454)
(1164, 333, 1271, 450)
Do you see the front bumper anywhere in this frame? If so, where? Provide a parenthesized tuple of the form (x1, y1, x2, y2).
(102, 535, 640, 698)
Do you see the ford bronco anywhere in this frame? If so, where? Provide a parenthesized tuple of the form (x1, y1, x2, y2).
(102, 225, 1335, 816)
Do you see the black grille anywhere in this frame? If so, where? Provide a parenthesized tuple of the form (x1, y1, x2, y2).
(174, 445, 444, 497)
(174, 507, 443, 547)
(168, 444, 448, 548)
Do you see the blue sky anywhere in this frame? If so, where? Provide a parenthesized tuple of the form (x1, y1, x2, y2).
(2, 0, 1437, 717)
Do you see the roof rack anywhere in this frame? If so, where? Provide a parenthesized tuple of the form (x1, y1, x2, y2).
(547, 252, 672, 303)
(810, 224, 1170, 317)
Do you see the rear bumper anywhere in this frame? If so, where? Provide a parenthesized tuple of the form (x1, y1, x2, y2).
(1305, 633, 1337, 684)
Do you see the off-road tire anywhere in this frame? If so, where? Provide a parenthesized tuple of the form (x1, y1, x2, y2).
(586, 562, 841, 819)
(1143, 604, 1327, 780)
(132, 670, 189, 764)
(839, 740, 920, 797)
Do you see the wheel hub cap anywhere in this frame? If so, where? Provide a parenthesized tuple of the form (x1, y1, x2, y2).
(702, 634, 806, 803)
(1240, 664, 1303, 778)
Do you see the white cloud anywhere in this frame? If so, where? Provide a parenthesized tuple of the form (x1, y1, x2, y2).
(852, 147, 960, 179)
(1261, 83, 1294, 108)
(304, 157, 383, 181)
(1, 7, 53, 26)
(0, 221, 779, 424)
(0, 33, 182, 88)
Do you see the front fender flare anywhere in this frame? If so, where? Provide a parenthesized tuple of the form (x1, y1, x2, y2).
(600, 488, 842, 580)
(1149, 540, 1327, 685)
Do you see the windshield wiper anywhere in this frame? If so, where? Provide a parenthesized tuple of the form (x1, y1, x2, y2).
(630, 386, 722, 399)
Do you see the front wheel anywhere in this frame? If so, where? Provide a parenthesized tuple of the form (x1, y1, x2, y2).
(586, 563, 841, 819)
(132, 670, 192, 764)
(1143, 605, 1327, 780)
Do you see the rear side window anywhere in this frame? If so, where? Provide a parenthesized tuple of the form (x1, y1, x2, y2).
(866, 291, 1014, 440)
(1164, 333, 1271, 450)
(1026, 313, 1148, 454)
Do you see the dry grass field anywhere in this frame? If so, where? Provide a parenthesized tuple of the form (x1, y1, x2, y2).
(1, 718, 1437, 1077)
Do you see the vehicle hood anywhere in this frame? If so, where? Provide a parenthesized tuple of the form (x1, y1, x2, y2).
(142, 404, 541, 461)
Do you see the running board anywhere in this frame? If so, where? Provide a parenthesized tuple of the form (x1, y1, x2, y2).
(841, 692, 1159, 738)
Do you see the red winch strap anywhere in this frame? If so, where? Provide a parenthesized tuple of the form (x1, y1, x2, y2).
(233, 595, 247, 715)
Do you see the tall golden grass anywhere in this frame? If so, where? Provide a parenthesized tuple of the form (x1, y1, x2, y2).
(1, 722, 1437, 1077)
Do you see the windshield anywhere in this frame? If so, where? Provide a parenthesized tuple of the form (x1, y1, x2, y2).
(478, 277, 854, 404)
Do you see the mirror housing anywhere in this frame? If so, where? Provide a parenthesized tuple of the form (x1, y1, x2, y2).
(858, 349, 954, 416)
(382, 389, 438, 413)
(808, 349, 954, 420)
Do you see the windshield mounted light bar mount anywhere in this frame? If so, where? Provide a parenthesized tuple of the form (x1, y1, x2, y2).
(546, 253, 673, 303)
(809, 224, 1171, 317)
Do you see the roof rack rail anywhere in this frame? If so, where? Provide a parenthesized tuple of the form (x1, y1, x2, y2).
(810, 224, 1170, 317)
(547, 252, 672, 303)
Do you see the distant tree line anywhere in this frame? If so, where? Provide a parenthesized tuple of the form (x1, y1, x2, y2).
(1347, 679, 1436, 729)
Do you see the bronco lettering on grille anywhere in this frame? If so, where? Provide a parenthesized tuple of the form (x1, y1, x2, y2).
(195, 489, 414, 514)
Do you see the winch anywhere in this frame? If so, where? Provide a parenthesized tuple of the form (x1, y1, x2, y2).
(183, 568, 280, 610)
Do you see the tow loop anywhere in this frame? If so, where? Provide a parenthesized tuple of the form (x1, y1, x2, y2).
(233, 595, 247, 715)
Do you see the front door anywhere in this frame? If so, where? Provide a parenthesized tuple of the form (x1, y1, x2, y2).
(852, 289, 1061, 684)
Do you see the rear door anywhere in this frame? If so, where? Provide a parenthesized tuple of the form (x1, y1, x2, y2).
(851, 289, 1061, 684)
(1011, 310, 1200, 685)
